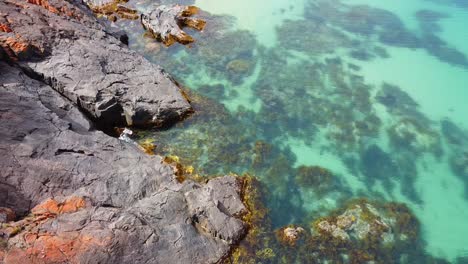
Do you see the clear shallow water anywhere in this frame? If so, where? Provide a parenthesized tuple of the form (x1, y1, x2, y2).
(120, 0, 468, 262)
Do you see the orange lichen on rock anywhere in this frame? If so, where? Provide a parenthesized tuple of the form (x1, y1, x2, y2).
(58, 196, 87, 214)
(0, 197, 87, 239)
(0, 196, 105, 264)
(33, 234, 105, 261)
(0, 24, 12, 33)
(4, 233, 109, 263)
(25, 0, 81, 19)
(1, 34, 44, 60)
(4, 37, 30, 54)
(26, 0, 60, 14)
(31, 196, 87, 216)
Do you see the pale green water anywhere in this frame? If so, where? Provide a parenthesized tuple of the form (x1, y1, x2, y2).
(120, 0, 468, 262)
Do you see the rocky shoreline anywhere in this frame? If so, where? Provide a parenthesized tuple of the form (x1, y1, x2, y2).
(0, 0, 246, 263)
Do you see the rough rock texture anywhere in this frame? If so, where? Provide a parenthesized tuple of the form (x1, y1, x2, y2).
(0, 0, 247, 262)
(0, 208, 15, 223)
(0, 62, 246, 263)
(0, 0, 192, 128)
(83, 0, 140, 22)
(185, 177, 246, 243)
(141, 5, 206, 46)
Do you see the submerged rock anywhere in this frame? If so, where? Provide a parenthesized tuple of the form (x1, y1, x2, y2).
(314, 202, 392, 242)
(305, 199, 422, 263)
(141, 5, 206, 46)
(276, 226, 305, 246)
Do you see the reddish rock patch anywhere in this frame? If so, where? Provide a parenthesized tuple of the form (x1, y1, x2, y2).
(5, 233, 109, 263)
(31, 196, 87, 216)
(27, 0, 59, 14)
(0, 197, 106, 264)
(25, 0, 81, 18)
(0, 24, 12, 33)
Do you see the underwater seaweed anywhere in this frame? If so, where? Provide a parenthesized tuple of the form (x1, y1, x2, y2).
(277, 19, 352, 56)
(113, 0, 468, 261)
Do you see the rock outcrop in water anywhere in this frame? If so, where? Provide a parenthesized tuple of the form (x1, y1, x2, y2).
(82, 1, 206, 46)
(84, 0, 140, 21)
(0, 0, 246, 263)
(141, 5, 206, 46)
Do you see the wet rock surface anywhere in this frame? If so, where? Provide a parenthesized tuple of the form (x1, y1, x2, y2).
(1, 0, 192, 129)
(0, 0, 246, 262)
(84, 0, 140, 21)
(141, 5, 206, 46)
(82, 0, 205, 46)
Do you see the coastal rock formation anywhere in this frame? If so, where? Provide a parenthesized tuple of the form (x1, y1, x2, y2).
(84, 0, 139, 21)
(0, 62, 246, 263)
(1, 0, 192, 129)
(81, 1, 206, 46)
(0, 0, 246, 263)
(141, 5, 206, 46)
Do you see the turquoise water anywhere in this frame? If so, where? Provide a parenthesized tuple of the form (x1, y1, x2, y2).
(119, 0, 468, 262)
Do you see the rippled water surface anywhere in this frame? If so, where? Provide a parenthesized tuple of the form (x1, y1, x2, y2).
(118, 0, 468, 262)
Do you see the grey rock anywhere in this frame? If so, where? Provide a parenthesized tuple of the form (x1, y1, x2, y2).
(1, 0, 245, 261)
(0, 62, 245, 263)
(0, 208, 15, 223)
(185, 176, 246, 243)
(1, 0, 192, 128)
(141, 5, 206, 46)
(204, 176, 247, 217)
(0, 0, 245, 261)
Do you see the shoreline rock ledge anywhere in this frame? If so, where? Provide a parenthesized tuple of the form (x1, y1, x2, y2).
(0, 0, 247, 263)
(1, 0, 192, 129)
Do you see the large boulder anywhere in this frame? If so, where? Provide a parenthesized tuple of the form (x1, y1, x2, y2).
(0, 0, 246, 262)
(0, 0, 192, 129)
(0, 62, 246, 263)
